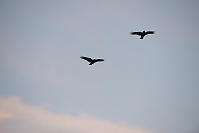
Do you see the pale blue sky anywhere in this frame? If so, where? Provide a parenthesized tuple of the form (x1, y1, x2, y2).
(0, 0, 199, 133)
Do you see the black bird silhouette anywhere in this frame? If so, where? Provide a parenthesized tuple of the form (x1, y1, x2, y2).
(130, 30, 155, 39)
(80, 56, 104, 65)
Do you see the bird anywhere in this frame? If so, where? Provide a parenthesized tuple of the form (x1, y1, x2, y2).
(130, 30, 155, 39)
(80, 56, 104, 65)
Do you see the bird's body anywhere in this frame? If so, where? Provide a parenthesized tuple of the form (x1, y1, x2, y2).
(131, 30, 154, 39)
(80, 56, 104, 65)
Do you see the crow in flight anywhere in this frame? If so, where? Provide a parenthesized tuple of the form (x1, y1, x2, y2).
(80, 56, 104, 65)
(130, 30, 155, 39)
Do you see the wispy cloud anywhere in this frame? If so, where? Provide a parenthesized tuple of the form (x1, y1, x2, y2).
(0, 111, 14, 120)
(0, 96, 152, 133)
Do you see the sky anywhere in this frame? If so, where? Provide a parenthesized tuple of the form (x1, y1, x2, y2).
(0, 0, 199, 133)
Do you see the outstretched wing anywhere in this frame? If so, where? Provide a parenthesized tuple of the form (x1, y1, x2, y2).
(80, 56, 93, 62)
(131, 32, 142, 36)
(146, 31, 155, 35)
(95, 59, 104, 62)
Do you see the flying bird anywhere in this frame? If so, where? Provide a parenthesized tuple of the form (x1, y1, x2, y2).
(130, 30, 155, 39)
(80, 56, 104, 65)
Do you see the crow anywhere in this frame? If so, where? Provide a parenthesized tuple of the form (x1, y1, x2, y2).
(130, 30, 155, 39)
(80, 56, 104, 65)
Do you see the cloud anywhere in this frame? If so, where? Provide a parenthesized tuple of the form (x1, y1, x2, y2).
(0, 96, 152, 133)
(0, 111, 14, 120)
